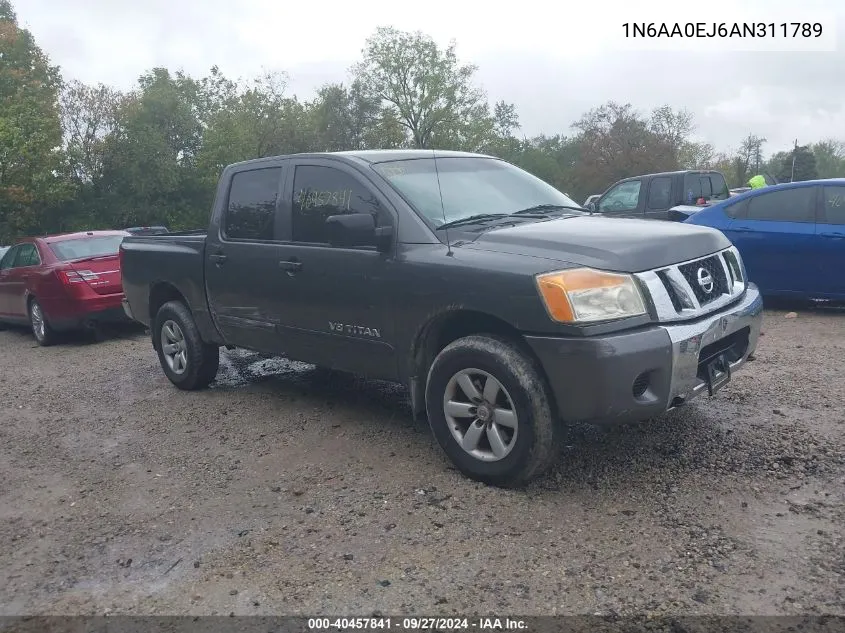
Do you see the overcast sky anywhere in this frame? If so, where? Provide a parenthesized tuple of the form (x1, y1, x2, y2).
(15, 0, 845, 156)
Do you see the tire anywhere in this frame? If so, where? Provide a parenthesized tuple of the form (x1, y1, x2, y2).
(153, 300, 220, 390)
(424, 334, 561, 488)
(29, 299, 57, 346)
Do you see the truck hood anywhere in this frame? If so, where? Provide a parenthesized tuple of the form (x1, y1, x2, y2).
(458, 215, 730, 273)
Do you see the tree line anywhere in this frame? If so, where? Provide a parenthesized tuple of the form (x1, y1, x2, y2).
(2, 0, 844, 243)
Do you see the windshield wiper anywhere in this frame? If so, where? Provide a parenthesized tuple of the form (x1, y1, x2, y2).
(510, 204, 587, 215)
(435, 213, 509, 230)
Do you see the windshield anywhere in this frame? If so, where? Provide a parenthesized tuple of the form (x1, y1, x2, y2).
(49, 235, 125, 261)
(372, 157, 583, 226)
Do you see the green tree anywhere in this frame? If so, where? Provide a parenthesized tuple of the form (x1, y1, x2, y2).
(60, 80, 123, 184)
(811, 139, 845, 179)
(198, 71, 313, 178)
(309, 80, 403, 151)
(0, 0, 67, 241)
(572, 102, 674, 196)
(775, 144, 818, 182)
(352, 26, 493, 149)
(731, 134, 767, 186)
(97, 68, 212, 229)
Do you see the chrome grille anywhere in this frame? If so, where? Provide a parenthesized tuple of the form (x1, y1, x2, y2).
(634, 246, 746, 323)
(677, 255, 729, 306)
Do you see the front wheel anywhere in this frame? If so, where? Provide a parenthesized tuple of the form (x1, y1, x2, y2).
(153, 300, 219, 390)
(424, 334, 561, 488)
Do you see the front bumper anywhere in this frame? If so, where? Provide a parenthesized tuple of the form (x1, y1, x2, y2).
(524, 283, 763, 425)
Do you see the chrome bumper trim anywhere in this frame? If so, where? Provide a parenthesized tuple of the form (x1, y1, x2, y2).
(661, 283, 763, 408)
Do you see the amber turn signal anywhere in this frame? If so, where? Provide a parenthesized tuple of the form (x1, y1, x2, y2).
(535, 268, 647, 323)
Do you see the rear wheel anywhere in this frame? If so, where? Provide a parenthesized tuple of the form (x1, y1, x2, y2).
(154, 300, 219, 390)
(424, 334, 561, 488)
(29, 299, 56, 346)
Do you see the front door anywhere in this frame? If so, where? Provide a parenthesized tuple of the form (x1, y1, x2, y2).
(595, 179, 644, 219)
(270, 158, 398, 381)
(204, 161, 291, 353)
(724, 185, 818, 296)
(815, 183, 845, 298)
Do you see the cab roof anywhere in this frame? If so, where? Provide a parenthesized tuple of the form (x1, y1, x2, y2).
(226, 149, 496, 169)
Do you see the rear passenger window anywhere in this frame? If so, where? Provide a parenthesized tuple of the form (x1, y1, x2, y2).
(822, 186, 845, 225)
(647, 177, 672, 209)
(746, 187, 816, 223)
(724, 198, 748, 219)
(15, 244, 40, 267)
(224, 168, 282, 241)
(708, 173, 729, 200)
(291, 165, 390, 245)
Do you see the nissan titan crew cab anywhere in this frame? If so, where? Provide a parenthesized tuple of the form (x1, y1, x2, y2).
(120, 150, 763, 487)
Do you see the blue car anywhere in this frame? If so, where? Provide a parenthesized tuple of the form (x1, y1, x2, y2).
(683, 179, 845, 301)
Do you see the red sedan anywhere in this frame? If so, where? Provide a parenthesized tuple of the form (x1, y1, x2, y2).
(0, 230, 131, 345)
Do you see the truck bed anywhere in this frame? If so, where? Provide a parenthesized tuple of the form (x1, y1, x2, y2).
(120, 232, 208, 329)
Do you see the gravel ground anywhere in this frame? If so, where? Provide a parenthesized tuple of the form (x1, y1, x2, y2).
(1, 307, 843, 616)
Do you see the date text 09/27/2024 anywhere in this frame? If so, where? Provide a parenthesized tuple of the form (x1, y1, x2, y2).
(622, 22, 823, 38)
(308, 617, 527, 631)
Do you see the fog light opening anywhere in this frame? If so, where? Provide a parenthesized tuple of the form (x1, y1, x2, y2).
(632, 372, 651, 398)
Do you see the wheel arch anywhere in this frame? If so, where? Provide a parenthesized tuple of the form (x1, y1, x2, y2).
(148, 282, 191, 349)
(407, 308, 549, 418)
(149, 282, 190, 321)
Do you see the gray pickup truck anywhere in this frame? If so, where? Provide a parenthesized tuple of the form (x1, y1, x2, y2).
(120, 150, 763, 487)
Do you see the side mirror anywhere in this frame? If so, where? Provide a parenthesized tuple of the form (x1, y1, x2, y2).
(587, 201, 597, 213)
(325, 213, 392, 252)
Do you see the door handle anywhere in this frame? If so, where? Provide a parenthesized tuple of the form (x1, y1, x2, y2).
(731, 227, 753, 232)
(209, 253, 227, 264)
(820, 231, 845, 238)
(279, 259, 302, 273)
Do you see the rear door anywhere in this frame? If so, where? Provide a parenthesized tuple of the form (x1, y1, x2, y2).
(595, 179, 644, 218)
(4, 243, 42, 318)
(644, 176, 673, 220)
(0, 245, 22, 317)
(204, 161, 289, 353)
(724, 186, 818, 296)
(815, 184, 845, 298)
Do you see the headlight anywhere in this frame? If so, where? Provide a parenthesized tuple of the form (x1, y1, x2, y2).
(535, 268, 648, 323)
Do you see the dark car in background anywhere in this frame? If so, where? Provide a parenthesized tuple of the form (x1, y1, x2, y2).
(588, 170, 730, 220)
(583, 194, 601, 208)
(0, 230, 131, 345)
(684, 179, 845, 301)
(125, 225, 169, 236)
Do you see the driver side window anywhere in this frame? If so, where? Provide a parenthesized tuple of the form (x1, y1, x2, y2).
(292, 165, 391, 246)
(598, 180, 642, 213)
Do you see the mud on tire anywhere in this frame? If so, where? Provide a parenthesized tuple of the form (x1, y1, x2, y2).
(153, 300, 220, 390)
(424, 334, 561, 488)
